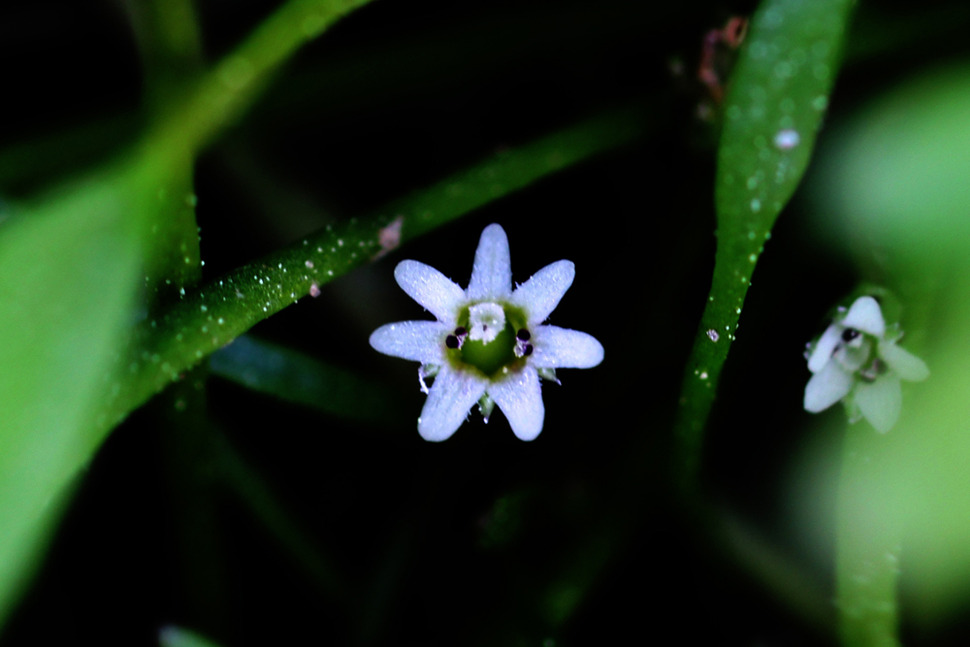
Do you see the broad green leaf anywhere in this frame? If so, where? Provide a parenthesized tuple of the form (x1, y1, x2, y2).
(0, 166, 148, 626)
(812, 63, 970, 632)
(0, 0, 379, 628)
(675, 0, 856, 483)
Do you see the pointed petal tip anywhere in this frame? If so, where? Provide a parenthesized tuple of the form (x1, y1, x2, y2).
(467, 223, 513, 300)
(490, 367, 545, 441)
(513, 259, 576, 324)
(393, 260, 464, 322)
(369, 321, 447, 363)
(531, 327, 604, 369)
(416, 367, 488, 442)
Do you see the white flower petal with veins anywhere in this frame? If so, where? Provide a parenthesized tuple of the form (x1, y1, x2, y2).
(512, 260, 575, 324)
(466, 223, 512, 300)
(530, 326, 605, 369)
(489, 367, 544, 441)
(369, 321, 447, 363)
(418, 366, 488, 442)
(394, 261, 464, 325)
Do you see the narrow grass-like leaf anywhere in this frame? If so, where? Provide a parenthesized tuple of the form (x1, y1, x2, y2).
(209, 335, 407, 424)
(0, 0, 378, 629)
(674, 0, 856, 484)
(102, 106, 646, 433)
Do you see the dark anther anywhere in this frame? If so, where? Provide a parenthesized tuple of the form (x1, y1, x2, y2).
(522, 344, 534, 356)
(841, 328, 860, 342)
(446, 335, 460, 349)
(516, 328, 531, 341)
(454, 326, 467, 337)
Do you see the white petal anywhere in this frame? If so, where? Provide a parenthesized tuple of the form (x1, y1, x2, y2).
(843, 296, 885, 337)
(804, 361, 854, 413)
(878, 341, 929, 382)
(855, 376, 902, 433)
(417, 366, 488, 441)
(394, 260, 464, 324)
(511, 260, 575, 324)
(530, 326, 604, 369)
(807, 324, 842, 373)
(489, 367, 544, 441)
(370, 321, 447, 363)
(466, 224, 512, 300)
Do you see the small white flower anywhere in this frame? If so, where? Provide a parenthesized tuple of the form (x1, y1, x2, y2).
(804, 295, 929, 433)
(370, 224, 604, 441)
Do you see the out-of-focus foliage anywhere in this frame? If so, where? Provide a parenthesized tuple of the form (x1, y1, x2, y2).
(812, 63, 970, 632)
(6, 0, 970, 645)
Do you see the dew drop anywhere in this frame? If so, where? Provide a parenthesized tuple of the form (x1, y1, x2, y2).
(750, 198, 761, 213)
(774, 129, 800, 150)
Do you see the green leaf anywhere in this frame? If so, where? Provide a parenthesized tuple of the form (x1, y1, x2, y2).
(0, 167, 148, 626)
(0, 0, 381, 628)
(674, 0, 856, 485)
(811, 62, 970, 634)
(102, 106, 646, 432)
(209, 335, 408, 424)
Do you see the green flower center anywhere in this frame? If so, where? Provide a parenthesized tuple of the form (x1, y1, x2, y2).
(446, 301, 531, 377)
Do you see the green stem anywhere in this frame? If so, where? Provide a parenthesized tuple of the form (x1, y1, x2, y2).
(836, 424, 901, 646)
(142, 0, 377, 170)
(99, 106, 645, 434)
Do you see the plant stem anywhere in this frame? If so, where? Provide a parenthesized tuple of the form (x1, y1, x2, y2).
(836, 423, 901, 646)
(100, 106, 646, 434)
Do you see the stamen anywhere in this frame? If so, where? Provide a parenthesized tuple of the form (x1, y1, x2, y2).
(842, 328, 860, 342)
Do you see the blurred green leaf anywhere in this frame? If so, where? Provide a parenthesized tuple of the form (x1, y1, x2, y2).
(159, 625, 224, 647)
(0, 165, 148, 627)
(209, 334, 407, 424)
(812, 62, 970, 632)
(818, 63, 970, 263)
(675, 0, 855, 483)
(0, 0, 379, 628)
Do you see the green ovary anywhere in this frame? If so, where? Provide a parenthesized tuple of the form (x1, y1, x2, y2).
(451, 301, 528, 377)
(461, 324, 517, 376)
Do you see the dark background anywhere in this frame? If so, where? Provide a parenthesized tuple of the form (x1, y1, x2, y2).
(2, 0, 970, 644)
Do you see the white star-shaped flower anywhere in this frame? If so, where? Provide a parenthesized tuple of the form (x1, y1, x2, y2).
(369, 223, 604, 441)
(804, 295, 929, 433)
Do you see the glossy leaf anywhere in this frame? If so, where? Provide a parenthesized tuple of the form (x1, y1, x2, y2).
(675, 0, 856, 483)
